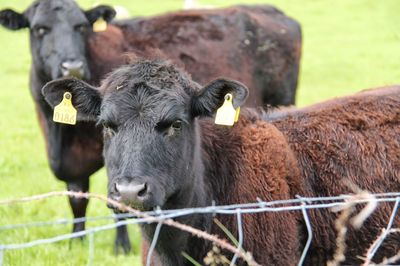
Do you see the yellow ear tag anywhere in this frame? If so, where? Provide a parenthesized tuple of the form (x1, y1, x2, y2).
(53, 92, 77, 125)
(93, 17, 107, 32)
(215, 93, 238, 126)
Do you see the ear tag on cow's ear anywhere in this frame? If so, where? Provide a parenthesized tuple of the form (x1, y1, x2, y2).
(93, 17, 107, 32)
(53, 92, 77, 125)
(215, 93, 238, 126)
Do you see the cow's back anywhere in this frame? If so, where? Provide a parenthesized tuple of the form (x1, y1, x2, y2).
(273, 86, 400, 264)
(88, 5, 301, 106)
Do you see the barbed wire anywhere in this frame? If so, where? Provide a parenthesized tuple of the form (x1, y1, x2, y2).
(0, 191, 399, 266)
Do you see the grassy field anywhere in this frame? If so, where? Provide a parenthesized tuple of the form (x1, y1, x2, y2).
(0, 0, 399, 265)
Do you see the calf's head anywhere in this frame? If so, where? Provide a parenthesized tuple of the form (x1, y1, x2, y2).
(0, 0, 115, 81)
(42, 60, 248, 211)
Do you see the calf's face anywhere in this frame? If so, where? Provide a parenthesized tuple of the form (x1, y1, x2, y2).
(42, 61, 248, 211)
(0, 0, 115, 81)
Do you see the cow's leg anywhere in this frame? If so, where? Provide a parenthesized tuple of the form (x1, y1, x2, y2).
(114, 218, 131, 254)
(67, 179, 89, 235)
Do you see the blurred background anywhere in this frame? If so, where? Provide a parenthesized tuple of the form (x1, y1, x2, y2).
(0, 0, 399, 265)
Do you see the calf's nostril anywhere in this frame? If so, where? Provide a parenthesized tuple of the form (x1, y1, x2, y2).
(137, 183, 147, 197)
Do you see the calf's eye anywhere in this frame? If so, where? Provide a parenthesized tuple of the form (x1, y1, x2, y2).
(155, 119, 183, 136)
(34, 26, 50, 37)
(171, 120, 182, 131)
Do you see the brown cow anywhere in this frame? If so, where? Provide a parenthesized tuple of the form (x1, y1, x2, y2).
(0, 0, 301, 253)
(42, 59, 400, 265)
(90, 5, 301, 106)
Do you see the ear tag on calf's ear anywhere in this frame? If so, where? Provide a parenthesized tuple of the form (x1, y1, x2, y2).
(93, 17, 107, 32)
(53, 92, 77, 125)
(215, 93, 240, 126)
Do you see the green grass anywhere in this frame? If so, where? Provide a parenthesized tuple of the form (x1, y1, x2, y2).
(0, 0, 399, 265)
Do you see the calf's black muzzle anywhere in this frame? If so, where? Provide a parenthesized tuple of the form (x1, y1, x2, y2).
(108, 177, 151, 212)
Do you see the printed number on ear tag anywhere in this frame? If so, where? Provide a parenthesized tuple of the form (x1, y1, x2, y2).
(215, 93, 240, 126)
(53, 92, 77, 125)
(93, 17, 107, 32)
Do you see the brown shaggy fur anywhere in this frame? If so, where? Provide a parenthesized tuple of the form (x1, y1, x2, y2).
(141, 86, 399, 265)
(88, 5, 302, 107)
(273, 85, 400, 264)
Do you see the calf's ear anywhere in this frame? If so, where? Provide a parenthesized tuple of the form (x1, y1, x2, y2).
(0, 9, 29, 30)
(84, 5, 116, 25)
(42, 78, 102, 121)
(191, 78, 249, 117)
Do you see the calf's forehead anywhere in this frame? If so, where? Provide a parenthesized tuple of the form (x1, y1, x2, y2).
(98, 61, 198, 123)
(28, 0, 86, 25)
(100, 85, 190, 124)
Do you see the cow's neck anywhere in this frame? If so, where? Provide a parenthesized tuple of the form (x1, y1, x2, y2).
(141, 119, 246, 265)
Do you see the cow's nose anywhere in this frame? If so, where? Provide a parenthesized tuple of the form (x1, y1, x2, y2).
(61, 60, 84, 79)
(115, 181, 148, 206)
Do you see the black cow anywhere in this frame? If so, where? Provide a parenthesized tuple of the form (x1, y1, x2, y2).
(42, 59, 258, 265)
(42, 59, 400, 265)
(0, 0, 130, 253)
(0, 0, 301, 254)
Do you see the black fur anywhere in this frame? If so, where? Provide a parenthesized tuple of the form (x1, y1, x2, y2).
(0, 0, 129, 254)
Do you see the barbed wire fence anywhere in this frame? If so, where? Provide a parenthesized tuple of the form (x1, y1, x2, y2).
(0, 191, 400, 266)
